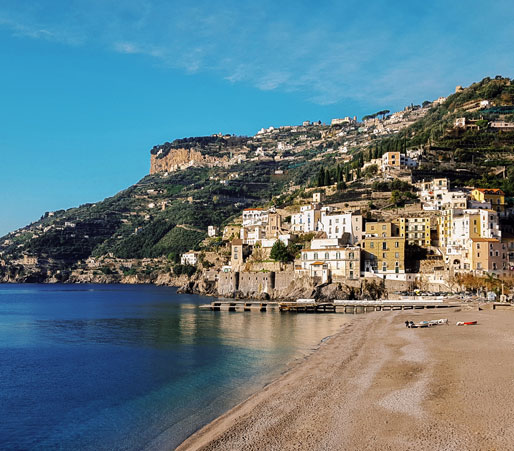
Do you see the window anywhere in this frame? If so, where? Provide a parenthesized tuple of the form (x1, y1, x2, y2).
(382, 253, 386, 258)
(303, 253, 307, 260)
(382, 225, 386, 230)
(336, 252, 340, 259)
(349, 262, 353, 269)
(313, 253, 318, 260)
(349, 252, 354, 259)
(370, 242, 374, 248)
(395, 252, 399, 258)
(325, 252, 329, 259)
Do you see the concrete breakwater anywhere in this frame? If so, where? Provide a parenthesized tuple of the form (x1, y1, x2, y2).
(199, 299, 462, 313)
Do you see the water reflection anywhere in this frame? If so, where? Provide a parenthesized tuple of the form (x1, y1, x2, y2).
(0, 285, 350, 450)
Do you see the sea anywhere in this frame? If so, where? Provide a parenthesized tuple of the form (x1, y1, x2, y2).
(0, 284, 351, 450)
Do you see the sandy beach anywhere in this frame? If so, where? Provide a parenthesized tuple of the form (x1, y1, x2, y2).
(177, 306, 514, 450)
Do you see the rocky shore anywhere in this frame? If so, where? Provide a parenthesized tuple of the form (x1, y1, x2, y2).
(177, 306, 514, 450)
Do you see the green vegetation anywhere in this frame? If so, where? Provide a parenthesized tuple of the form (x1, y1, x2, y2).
(270, 240, 299, 263)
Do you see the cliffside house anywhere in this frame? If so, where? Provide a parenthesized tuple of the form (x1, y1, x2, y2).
(381, 152, 417, 172)
(181, 251, 199, 266)
(207, 225, 219, 237)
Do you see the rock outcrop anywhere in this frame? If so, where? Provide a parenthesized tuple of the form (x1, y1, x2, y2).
(150, 148, 229, 174)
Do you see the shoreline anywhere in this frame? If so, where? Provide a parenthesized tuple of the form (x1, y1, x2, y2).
(177, 306, 514, 450)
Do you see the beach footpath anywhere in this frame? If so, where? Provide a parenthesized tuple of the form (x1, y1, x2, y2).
(177, 307, 514, 450)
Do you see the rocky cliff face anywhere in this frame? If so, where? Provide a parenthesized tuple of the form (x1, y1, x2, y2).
(150, 148, 229, 174)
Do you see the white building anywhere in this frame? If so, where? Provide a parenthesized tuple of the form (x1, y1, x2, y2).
(419, 179, 468, 211)
(242, 208, 269, 226)
(181, 251, 199, 266)
(291, 204, 321, 233)
(260, 234, 291, 249)
(441, 191, 468, 210)
(443, 209, 501, 264)
(207, 225, 218, 237)
(331, 117, 356, 126)
(240, 225, 266, 246)
(318, 212, 363, 244)
(297, 246, 360, 281)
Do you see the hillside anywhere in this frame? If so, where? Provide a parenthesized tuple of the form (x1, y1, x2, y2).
(1, 76, 513, 283)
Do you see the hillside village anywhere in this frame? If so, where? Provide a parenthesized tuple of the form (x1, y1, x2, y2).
(179, 167, 512, 300)
(1, 76, 514, 299)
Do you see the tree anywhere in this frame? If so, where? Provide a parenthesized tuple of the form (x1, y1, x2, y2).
(362, 164, 378, 178)
(270, 240, 297, 263)
(316, 168, 325, 187)
(323, 169, 331, 186)
(344, 165, 351, 182)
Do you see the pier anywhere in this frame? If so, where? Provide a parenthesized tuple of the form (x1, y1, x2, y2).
(199, 299, 462, 313)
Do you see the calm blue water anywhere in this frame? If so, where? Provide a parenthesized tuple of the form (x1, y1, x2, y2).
(0, 284, 350, 450)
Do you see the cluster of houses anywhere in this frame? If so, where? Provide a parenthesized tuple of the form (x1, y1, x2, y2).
(180, 177, 513, 288)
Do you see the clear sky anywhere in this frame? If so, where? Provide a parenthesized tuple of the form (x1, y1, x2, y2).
(1, 0, 513, 236)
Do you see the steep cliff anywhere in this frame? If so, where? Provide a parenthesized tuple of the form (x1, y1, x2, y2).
(150, 148, 229, 174)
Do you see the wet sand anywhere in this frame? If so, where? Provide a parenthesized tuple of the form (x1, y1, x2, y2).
(177, 307, 514, 450)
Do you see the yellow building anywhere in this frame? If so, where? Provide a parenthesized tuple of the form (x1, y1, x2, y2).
(438, 210, 454, 248)
(364, 221, 399, 237)
(362, 236, 405, 275)
(471, 188, 505, 213)
(393, 217, 431, 247)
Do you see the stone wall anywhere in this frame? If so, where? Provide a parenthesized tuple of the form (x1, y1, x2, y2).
(238, 272, 275, 296)
(218, 272, 239, 296)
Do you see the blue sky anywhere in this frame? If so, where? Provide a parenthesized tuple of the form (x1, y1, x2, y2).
(0, 0, 513, 236)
